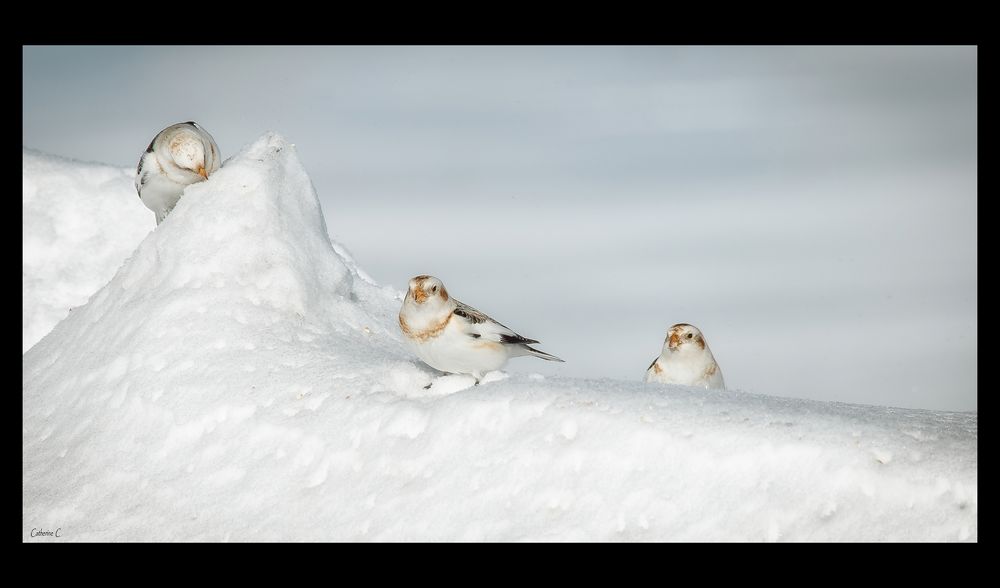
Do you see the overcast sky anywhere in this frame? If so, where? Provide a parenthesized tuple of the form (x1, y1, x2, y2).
(22, 45, 977, 411)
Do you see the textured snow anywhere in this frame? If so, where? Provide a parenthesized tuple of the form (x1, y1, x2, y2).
(22, 149, 151, 352)
(22, 134, 977, 541)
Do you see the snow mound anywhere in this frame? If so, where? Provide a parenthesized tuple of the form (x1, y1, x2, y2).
(22, 149, 151, 352)
(23, 134, 977, 541)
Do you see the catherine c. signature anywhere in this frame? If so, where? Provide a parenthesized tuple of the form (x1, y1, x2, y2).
(30, 528, 62, 538)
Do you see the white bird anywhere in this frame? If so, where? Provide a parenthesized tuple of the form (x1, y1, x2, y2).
(135, 121, 221, 224)
(645, 323, 725, 389)
(399, 275, 564, 385)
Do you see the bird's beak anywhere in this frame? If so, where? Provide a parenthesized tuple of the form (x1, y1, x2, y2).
(668, 333, 680, 349)
(198, 166, 208, 179)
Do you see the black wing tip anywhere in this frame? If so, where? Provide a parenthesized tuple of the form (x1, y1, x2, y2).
(500, 333, 539, 346)
(524, 345, 564, 362)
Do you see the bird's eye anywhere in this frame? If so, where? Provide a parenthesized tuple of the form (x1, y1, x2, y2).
(686, 333, 693, 339)
(431, 286, 437, 292)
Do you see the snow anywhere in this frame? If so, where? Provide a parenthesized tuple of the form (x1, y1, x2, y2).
(22, 133, 977, 541)
(22, 149, 151, 352)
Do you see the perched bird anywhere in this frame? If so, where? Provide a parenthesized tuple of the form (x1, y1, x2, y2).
(645, 323, 725, 389)
(399, 275, 564, 384)
(135, 121, 221, 224)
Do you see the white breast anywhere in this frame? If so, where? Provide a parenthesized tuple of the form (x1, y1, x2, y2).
(647, 354, 725, 389)
(139, 174, 186, 224)
(410, 318, 510, 376)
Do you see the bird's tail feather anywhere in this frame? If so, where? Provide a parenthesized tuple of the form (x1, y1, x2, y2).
(521, 345, 564, 362)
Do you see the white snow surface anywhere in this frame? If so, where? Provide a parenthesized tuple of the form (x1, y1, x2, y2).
(22, 148, 152, 352)
(23, 134, 977, 541)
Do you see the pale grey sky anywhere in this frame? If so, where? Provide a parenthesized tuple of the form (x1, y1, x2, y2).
(22, 46, 977, 411)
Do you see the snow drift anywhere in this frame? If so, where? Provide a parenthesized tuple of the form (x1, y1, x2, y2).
(23, 134, 977, 541)
(22, 149, 151, 352)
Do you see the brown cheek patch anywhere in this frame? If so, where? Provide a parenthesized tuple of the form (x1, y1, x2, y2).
(668, 333, 680, 348)
(413, 288, 427, 303)
(697, 336, 705, 350)
(439, 286, 449, 301)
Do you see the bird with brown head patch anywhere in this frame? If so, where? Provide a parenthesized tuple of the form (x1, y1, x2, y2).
(406, 275, 449, 305)
(645, 323, 725, 389)
(135, 121, 222, 225)
(399, 274, 563, 387)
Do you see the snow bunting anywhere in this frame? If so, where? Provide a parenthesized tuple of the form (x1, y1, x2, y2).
(399, 275, 564, 384)
(645, 323, 725, 389)
(135, 121, 221, 224)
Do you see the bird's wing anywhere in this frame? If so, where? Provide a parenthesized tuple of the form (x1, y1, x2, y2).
(451, 299, 492, 325)
(452, 299, 539, 345)
(710, 366, 726, 389)
(135, 154, 148, 195)
(135, 140, 157, 195)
